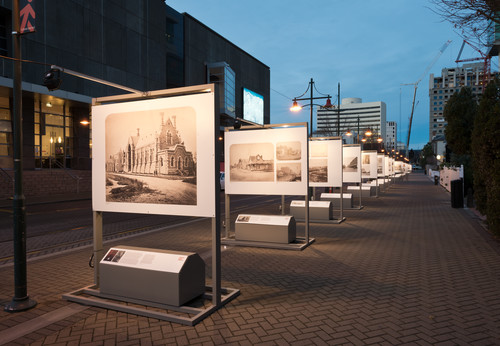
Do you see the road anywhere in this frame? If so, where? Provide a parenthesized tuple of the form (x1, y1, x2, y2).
(0, 193, 292, 265)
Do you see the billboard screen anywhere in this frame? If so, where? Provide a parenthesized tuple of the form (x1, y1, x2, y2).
(243, 88, 264, 125)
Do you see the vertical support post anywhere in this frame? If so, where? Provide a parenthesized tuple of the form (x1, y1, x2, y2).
(281, 195, 285, 215)
(212, 89, 221, 307)
(93, 211, 103, 287)
(305, 134, 309, 243)
(5, 0, 37, 313)
(339, 139, 343, 221)
(225, 194, 230, 238)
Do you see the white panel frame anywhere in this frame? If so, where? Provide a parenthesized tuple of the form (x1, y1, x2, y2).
(225, 126, 308, 196)
(342, 145, 361, 183)
(309, 137, 343, 188)
(92, 93, 215, 217)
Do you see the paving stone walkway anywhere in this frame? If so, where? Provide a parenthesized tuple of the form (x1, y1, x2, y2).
(0, 173, 499, 345)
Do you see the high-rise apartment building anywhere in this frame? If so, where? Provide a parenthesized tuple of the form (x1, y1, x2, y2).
(317, 98, 386, 142)
(428, 62, 493, 141)
(386, 121, 397, 151)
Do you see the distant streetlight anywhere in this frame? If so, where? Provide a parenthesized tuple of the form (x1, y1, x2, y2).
(290, 78, 334, 137)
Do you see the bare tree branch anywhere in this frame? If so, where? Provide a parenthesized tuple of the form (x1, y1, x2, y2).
(429, 0, 500, 47)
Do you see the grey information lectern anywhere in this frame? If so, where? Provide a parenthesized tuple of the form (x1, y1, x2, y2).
(100, 246, 205, 307)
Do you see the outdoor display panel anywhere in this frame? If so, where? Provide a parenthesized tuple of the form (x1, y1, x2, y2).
(92, 93, 215, 217)
(361, 150, 378, 179)
(309, 138, 342, 187)
(384, 155, 392, 176)
(394, 161, 403, 173)
(342, 145, 361, 183)
(377, 153, 385, 177)
(224, 126, 308, 196)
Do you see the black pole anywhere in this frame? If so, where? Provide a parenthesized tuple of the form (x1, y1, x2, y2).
(5, 0, 37, 312)
(337, 82, 340, 136)
(309, 78, 313, 137)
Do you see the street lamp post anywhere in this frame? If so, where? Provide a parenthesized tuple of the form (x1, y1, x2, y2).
(290, 78, 333, 137)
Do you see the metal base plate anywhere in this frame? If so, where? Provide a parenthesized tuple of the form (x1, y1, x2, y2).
(294, 217, 346, 224)
(62, 285, 240, 326)
(221, 236, 315, 251)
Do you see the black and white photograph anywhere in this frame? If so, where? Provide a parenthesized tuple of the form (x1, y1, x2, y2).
(276, 141, 301, 160)
(277, 162, 301, 182)
(309, 158, 328, 182)
(229, 143, 274, 182)
(362, 153, 371, 177)
(343, 156, 358, 173)
(378, 156, 383, 174)
(237, 215, 250, 222)
(104, 107, 197, 205)
(362, 153, 370, 165)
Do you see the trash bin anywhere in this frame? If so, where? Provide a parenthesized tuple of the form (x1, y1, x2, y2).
(434, 176, 439, 185)
(451, 179, 463, 208)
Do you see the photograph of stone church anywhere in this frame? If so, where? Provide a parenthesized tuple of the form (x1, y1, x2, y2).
(105, 108, 197, 205)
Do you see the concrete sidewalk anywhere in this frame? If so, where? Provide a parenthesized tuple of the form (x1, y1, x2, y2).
(0, 174, 499, 345)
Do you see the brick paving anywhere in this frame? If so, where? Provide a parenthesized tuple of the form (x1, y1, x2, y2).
(0, 173, 499, 345)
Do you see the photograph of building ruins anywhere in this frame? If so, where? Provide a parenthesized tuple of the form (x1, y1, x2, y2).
(277, 162, 302, 182)
(362, 153, 371, 177)
(276, 141, 301, 161)
(105, 108, 197, 205)
(229, 143, 274, 182)
(343, 156, 358, 173)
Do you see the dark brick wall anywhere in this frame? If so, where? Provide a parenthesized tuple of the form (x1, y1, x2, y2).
(0, 170, 92, 198)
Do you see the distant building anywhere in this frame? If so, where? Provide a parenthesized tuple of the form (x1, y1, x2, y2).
(396, 141, 407, 153)
(428, 62, 496, 141)
(317, 98, 386, 142)
(386, 121, 397, 151)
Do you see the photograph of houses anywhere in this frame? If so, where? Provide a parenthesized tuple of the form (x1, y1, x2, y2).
(229, 143, 274, 182)
(276, 141, 301, 160)
(105, 108, 197, 205)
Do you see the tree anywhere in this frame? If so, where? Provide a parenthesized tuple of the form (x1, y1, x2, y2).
(443, 87, 477, 193)
(444, 87, 476, 155)
(419, 142, 435, 169)
(471, 77, 500, 236)
(430, 0, 500, 46)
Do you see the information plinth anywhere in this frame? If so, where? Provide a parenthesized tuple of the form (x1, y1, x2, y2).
(235, 214, 296, 244)
(347, 186, 371, 198)
(290, 200, 332, 221)
(100, 246, 205, 307)
(320, 193, 353, 209)
(361, 184, 377, 196)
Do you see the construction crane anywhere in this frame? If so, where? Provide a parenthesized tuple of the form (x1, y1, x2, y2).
(455, 39, 492, 88)
(402, 40, 451, 157)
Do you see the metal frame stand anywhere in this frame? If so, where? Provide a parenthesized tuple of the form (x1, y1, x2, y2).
(221, 123, 314, 251)
(63, 84, 239, 325)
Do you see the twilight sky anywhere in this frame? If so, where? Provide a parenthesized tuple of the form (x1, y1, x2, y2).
(167, 0, 496, 149)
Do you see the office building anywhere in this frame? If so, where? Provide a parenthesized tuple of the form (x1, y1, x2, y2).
(317, 97, 386, 142)
(0, 1, 270, 196)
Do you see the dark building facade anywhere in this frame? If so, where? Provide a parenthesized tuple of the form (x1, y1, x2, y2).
(0, 0, 270, 177)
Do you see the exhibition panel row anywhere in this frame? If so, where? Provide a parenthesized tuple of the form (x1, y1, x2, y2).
(64, 83, 413, 325)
